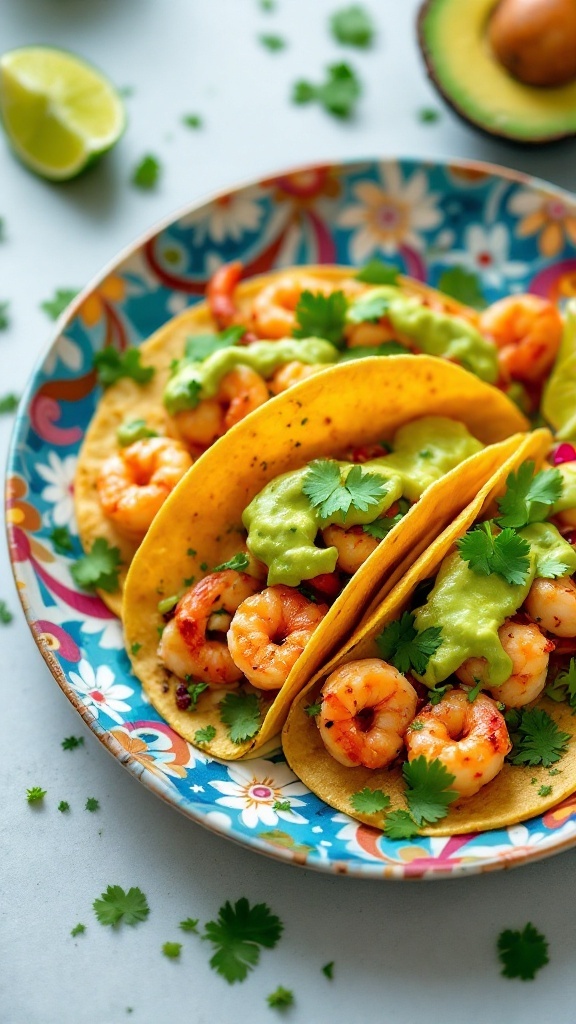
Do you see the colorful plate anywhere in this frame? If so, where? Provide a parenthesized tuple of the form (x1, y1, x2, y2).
(8, 157, 576, 880)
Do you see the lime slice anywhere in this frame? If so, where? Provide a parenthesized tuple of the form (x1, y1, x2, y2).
(0, 46, 125, 180)
(542, 299, 576, 441)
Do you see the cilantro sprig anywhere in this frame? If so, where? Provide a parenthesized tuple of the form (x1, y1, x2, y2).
(50, 526, 74, 554)
(162, 942, 182, 959)
(267, 986, 294, 1009)
(61, 736, 84, 751)
(496, 462, 563, 530)
(330, 5, 374, 47)
(203, 898, 283, 984)
(26, 786, 46, 804)
(132, 154, 161, 189)
(293, 63, 362, 119)
(0, 392, 19, 414)
(302, 459, 387, 520)
(183, 325, 244, 363)
(71, 538, 121, 593)
(497, 923, 549, 981)
(544, 658, 576, 708)
(40, 288, 78, 321)
(356, 260, 399, 285)
(376, 611, 442, 676)
(437, 267, 486, 309)
(93, 885, 150, 927)
(346, 292, 390, 324)
(507, 707, 570, 767)
(219, 691, 262, 744)
(457, 521, 531, 586)
(349, 788, 390, 815)
(382, 810, 422, 840)
(213, 553, 250, 572)
(402, 756, 458, 825)
(293, 290, 347, 346)
(93, 347, 155, 388)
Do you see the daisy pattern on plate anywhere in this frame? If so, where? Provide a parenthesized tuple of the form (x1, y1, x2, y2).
(508, 188, 576, 258)
(338, 163, 442, 260)
(185, 187, 265, 245)
(209, 759, 308, 829)
(440, 223, 527, 289)
(43, 334, 83, 375)
(36, 452, 78, 532)
(68, 658, 133, 724)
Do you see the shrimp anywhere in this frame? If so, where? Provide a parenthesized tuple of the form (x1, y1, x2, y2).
(227, 585, 328, 690)
(345, 319, 402, 349)
(206, 260, 243, 329)
(321, 524, 380, 575)
(268, 361, 324, 395)
(525, 576, 576, 637)
(251, 275, 338, 339)
(317, 658, 418, 769)
(97, 437, 193, 538)
(406, 689, 511, 797)
(456, 620, 554, 707)
(159, 570, 262, 685)
(171, 366, 269, 449)
(479, 295, 562, 384)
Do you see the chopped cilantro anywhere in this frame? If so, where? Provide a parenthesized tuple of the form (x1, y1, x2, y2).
(182, 113, 203, 128)
(203, 898, 283, 984)
(94, 346, 155, 387)
(428, 683, 452, 705)
(356, 260, 399, 285)
(85, 797, 100, 812)
(409, 719, 424, 731)
(61, 736, 84, 751)
(71, 537, 121, 593)
(403, 756, 458, 825)
(50, 526, 74, 554)
(58, 801, 70, 812)
(437, 267, 486, 309)
(292, 63, 362, 120)
(293, 290, 347, 346)
(496, 462, 563, 529)
(194, 725, 216, 745)
(508, 707, 570, 767)
(162, 941, 182, 959)
(40, 288, 78, 320)
(322, 961, 335, 980)
(549, 768, 562, 776)
(187, 548, 197, 557)
(267, 986, 294, 1009)
(93, 885, 150, 927)
(302, 459, 387, 520)
(219, 691, 262, 744)
(497, 923, 549, 981)
(330, 5, 375, 47)
(466, 678, 483, 703)
(26, 786, 46, 804)
(545, 659, 576, 708)
(538, 785, 552, 797)
(200, 562, 209, 571)
(346, 292, 390, 324)
(132, 154, 161, 189)
(179, 917, 199, 932)
(362, 511, 405, 539)
(213, 553, 250, 572)
(376, 611, 443, 676)
(0, 600, 14, 624)
(187, 681, 209, 707)
(456, 521, 531, 586)
(0, 301, 10, 329)
(0, 392, 19, 414)
(537, 554, 572, 579)
(131, 642, 142, 656)
(382, 809, 421, 839)
(117, 418, 158, 447)
(350, 788, 390, 815)
(418, 107, 441, 124)
(259, 33, 286, 50)
(70, 923, 86, 937)
(304, 700, 322, 717)
(184, 325, 244, 362)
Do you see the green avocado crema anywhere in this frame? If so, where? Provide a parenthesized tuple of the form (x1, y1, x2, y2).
(162, 337, 338, 415)
(243, 417, 484, 587)
(414, 522, 576, 689)
(346, 286, 498, 383)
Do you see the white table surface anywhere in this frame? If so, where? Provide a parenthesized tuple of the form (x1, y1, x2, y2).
(3, 2, 576, 1022)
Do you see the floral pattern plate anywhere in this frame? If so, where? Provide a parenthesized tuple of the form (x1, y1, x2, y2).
(9, 157, 576, 881)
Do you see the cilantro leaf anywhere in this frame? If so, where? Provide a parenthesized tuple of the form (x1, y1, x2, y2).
(292, 63, 362, 120)
(0, 301, 10, 329)
(0, 600, 14, 625)
(50, 526, 74, 554)
(362, 511, 405, 539)
(356, 260, 399, 285)
(40, 288, 78, 321)
(93, 885, 150, 927)
(497, 923, 549, 981)
(538, 784, 552, 797)
(302, 459, 387, 520)
(162, 941, 182, 959)
(203, 898, 283, 984)
(508, 707, 570, 767)
(322, 962, 335, 980)
(85, 797, 100, 812)
(26, 786, 46, 804)
(71, 538, 121, 593)
(179, 917, 199, 932)
(213, 553, 250, 572)
(187, 681, 209, 707)
(194, 725, 216, 745)
(456, 521, 531, 586)
(267, 986, 294, 1009)
(117, 418, 158, 447)
(402, 756, 458, 825)
(382, 810, 421, 839)
(93, 346, 155, 387)
(131, 642, 142, 656)
(437, 267, 486, 309)
(350, 788, 390, 815)
(219, 692, 262, 744)
(544, 658, 576, 708)
(304, 700, 322, 717)
(428, 683, 452, 705)
(61, 736, 84, 751)
(293, 290, 347, 346)
(330, 5, 375, 47)
(0, 392, 19, 414)
(184, 325, 244, 362)
(132, 154, 161, 189)
(418, 107, 441, 124)
(259, 33, 286, 51)
(346, 292, 390, 324)
(182, 113, 203, 129)
(496, 462, 563, 529)
(58, 801, 70, 812)
(376, 611, 443, 676)
(537, 554, 571, 579)
(70, 923, 85, 937)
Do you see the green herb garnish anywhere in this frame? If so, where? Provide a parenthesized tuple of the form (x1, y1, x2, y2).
(350, 788, 390, 815)
(403, 756, 458, 825)
(267, 986, 294, 1009)
(497, 923, 549, 981)
(213, 553, 250, 572)
(219, 691, 262, 744)
(194, 725, 216, 745)
(94, 346, 155, 387)
(93, 885, 150, 927)
(376, 611, 443, 675)
(303, 459, 387, 520)
(457, 521, 531, 586)
(382, 809, 421, 839)
(292, 63, 362, 119)
(162, 942, 182, 959)
(71, 538, 121, 593)
(40, 288, 78, 320)
(330, 5, 374, 47)
(496, 462, 563, 530)
(293, 290, 347, 346)
(61, 736, 84, 751)
(26, 786, 46, 804)
(132, 154, 161, 189)
(508, 707, 570, 767)
(203, 898, 283, 984)
(0, 392, 19, 414)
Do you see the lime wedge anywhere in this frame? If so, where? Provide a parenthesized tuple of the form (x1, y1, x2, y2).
(542, 299, 576, 441)
(0, 46, 125, 180)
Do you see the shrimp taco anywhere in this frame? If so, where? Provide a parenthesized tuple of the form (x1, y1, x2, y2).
(75, 257, 550, 615)
(122, 354, 529, 760)
(283, 429, 576, 836)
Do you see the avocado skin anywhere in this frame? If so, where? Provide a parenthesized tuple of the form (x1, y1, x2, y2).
(417, 0, 576, 145)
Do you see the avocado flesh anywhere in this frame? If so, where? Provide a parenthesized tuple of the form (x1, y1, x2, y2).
(418, 0, 576, 143)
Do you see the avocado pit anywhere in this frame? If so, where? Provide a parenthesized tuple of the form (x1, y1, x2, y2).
(489, 0, 576, 87)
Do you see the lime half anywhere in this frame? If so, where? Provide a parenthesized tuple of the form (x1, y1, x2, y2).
(0, 46, 125, 181)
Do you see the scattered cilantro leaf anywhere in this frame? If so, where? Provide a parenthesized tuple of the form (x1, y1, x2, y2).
(184, 325, 244, 362)
(544, 658, 576, 708)
(437, 267, 486, 308)
(40, 288, 78, 321)
(537, 555, 571, 579)
(322, 961, 334, 980)
(304, 700, 322, 717)
(538, 785, 552, 797)
(0, 301, 10, 329)
(376, 611, 442, 676)
(58, 801, 70, 812)
(194, 725, 216, 745)
(0, 392, 19, 414)
(162, 941, 182, 959)
(403, 756, 458, 825)
(203, 898, 283, 984)
(466, 678, 483, 703)
(219, 692, 262, 744)
(132, 154, 161, 189)
(330, 5, 374, 47)
(26, 786, 46, 804)
(213, 553, 250, 572)
(182, 113, 203, 129)
(93, 885, 150, 927)
(497, 923, 549, 981)
(302, 459, 387, 520)
(86, 797, 100, 812)
(259, 33, 286, 50)
(273, 800, 291, 812)
(94, 346, 155, 387)
(50, 526, 74, 554)
(496, 462, 563, 529)
(62, 736, 84, 751)
(382, 809, 421, 839)
(346, 292, 390, 324)
(0, 600, 14, 624)
(293, 290, 347, 346)
(187, 681, 209, 707)
(350, 788, 390, 815)
(356, 260, 399, 285)
(117, 418, 158, 447)
(409, 719, 424, 731)
(267, 987, 294, 1009)
(179, 917, 199, 932)
(457, 521, 531, 586)
(428, 683, 452, 705)
(508, 707, 570, 767)
(418, 107, 441, 124)
(130, 642, 142, 656)
(292, 63, 362, 120)
(362, 510, 406, 538)
(70, 923, 86, 937)
(71, 538, 121, 593)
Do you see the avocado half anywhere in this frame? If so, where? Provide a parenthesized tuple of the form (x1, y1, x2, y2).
(418, 0, 576, 143)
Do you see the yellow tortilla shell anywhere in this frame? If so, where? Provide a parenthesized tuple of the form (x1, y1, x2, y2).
(282, 427, 576, 836)
(123, 353, 528, 759)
